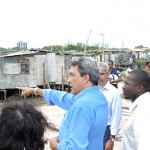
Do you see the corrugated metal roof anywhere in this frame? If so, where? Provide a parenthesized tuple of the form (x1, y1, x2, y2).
(130, 48, 146, 52)
(0, 50, 37, 57)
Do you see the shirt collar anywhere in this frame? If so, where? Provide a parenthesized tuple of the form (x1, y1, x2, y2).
(100, 80, 111, 91)
(76, 86, 99, 99)
(129, 92, 150, 112)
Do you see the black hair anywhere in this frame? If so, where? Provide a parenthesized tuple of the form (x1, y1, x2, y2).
(145, 61, 150, 66)
(129, 70, 150, 92)
(0, 100, 58, 150)
(71, 57, 99, 85)
(108, 60, 114, 64)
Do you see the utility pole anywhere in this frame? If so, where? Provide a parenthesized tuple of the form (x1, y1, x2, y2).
(67, 36, 70, 51)
(84, 30, 91, 56)
(99, 33, 105, 61)
(122, 41, 124, 51)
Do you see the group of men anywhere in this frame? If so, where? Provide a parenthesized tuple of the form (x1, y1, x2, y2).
(9, 57, 150, 150)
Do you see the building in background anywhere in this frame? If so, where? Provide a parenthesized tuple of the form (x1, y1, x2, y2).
(17, 41, 27, 50)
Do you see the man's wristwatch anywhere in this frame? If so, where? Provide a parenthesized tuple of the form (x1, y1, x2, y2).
(110, 135, 115, 142)
(34, 87, 38, 95)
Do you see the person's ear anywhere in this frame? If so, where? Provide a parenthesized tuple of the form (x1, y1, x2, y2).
(137, 84, 144, 92)
(84, 74, 90, 84)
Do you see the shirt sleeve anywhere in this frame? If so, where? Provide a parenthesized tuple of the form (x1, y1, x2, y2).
(43, 89, 75, 111)
(110, 90, 122, 135)
(58, 106, 91, 150)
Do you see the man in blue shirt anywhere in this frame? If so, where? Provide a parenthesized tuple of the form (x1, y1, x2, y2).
(17, 57, 108, 150)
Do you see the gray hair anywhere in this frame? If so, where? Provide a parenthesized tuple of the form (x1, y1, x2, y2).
(71, 57, 99, 85)
(98, 62, 109, 73)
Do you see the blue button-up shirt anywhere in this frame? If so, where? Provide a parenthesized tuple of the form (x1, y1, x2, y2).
(43, 86, 108, 150)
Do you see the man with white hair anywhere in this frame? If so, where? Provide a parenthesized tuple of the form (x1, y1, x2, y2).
(98, 62, 122, 150)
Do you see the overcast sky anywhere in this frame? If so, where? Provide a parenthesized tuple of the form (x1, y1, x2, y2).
(0, 0, 150, 49)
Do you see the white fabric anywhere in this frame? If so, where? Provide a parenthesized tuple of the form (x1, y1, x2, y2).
(121, 92, 150, 150)
(100, 81, 122, 135)
(126, 68, 132, 76)
(108, 74, 118, 85)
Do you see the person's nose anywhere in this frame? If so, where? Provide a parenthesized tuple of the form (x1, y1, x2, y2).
(67, 77, 71, 85)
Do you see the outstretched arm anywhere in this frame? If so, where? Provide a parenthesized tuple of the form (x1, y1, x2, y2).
(17, 87, 74, 110)
(16, 87, 43, 97)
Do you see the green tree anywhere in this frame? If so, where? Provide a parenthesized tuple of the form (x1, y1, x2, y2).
(42, 45, 64, 52)
(0, 47, 6, 51)
(42, 46, 51, 51)
(11, 47, 22, 51)
(135, 45, 144, 49)
(41, 44, 99, 52)
(87, 45, 99, 51)
(136, 59, 146, 69)
(66, 44, 83, 51)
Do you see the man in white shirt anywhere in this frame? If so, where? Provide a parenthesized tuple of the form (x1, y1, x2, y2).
(98, 62, 122, 150)
(121, 70, 150, 150)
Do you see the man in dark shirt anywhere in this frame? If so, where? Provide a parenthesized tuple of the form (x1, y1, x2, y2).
(108, 60, 123, 88)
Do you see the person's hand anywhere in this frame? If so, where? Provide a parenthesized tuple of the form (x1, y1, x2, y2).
(49, 136, 59, 150)
(110, 80, 118, 84)
(110, 80, 115, 84)
(109, 80, 113, 84)
(16, 87, 34, 96)
(105, 139, 114, 150)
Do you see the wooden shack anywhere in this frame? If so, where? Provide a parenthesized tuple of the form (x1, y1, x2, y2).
(0, 50, 72, 99)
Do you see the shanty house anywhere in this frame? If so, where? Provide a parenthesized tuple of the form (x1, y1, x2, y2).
(0, 50, 72, 99)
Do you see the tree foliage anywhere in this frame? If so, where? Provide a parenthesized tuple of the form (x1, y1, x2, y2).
(0, 47, 6, 51)
(135, 45, 144, 49)
(11, 47, 22, 51)
(41, 44, 98, 52)
(42, 45, 64, 52)
(136, 59, 146, 69)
